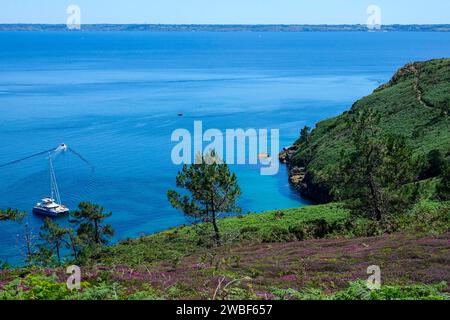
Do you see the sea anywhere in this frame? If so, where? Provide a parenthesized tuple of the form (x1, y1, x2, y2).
(1, 31, 449, 264)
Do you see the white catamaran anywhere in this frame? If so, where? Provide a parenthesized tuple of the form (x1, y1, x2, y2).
(32, 151, 69, 217)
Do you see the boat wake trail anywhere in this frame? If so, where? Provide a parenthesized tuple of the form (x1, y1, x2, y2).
(68, 147, 95, 172)
(0, 144, 96, 211)
(0, 144, 94, 171)
(0, 148, 56, 168)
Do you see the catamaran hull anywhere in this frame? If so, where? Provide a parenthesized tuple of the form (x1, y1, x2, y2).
(32, 207, 69, 217)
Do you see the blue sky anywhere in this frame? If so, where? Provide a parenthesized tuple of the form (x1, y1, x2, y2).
(1, 0, 449, 24)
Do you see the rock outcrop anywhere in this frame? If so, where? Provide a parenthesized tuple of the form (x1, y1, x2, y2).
(279, 147, 332, 204)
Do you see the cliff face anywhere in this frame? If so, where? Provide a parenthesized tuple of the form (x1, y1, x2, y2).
(280, 148, 332, 203)
(281, 58, 450, 203)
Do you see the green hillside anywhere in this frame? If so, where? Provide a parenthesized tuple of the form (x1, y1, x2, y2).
(288, 58, 450, 202)
(1, 59, 449, 300)
(1, 201, 449, 300)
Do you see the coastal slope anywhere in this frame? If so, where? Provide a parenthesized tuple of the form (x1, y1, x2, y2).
(282, 58, 450, 203)
(1, 59, 449, 300)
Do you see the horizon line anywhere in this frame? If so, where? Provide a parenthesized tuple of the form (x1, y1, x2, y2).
(1, 23, 450, 26)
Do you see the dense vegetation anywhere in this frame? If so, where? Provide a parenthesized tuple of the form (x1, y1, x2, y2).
(0, 59, 449, 300)
(1, 203, 115, 268)
(0, 275, 447, 300)
(289, 58, 450, 203)
(1, 200, 448, 300)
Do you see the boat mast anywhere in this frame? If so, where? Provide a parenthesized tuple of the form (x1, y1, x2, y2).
(48, 154, 62, 204)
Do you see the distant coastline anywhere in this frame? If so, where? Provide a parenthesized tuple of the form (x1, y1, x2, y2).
(1, 24, 450, 32)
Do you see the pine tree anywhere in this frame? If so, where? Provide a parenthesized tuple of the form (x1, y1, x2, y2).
(19, 223, 38, 265)
(0, 208, 25, 221)
(299, 126, 312, 145)
(436, 162, 450, 201)
(66, 228, 83, 262)
(167, 150, 241, 244)
(70, 202, 114, 246)
(333, 109, 417, 221)
(38, 218, 67, 265)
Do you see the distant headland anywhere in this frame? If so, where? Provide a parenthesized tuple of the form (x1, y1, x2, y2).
(1, 24, 450, 32)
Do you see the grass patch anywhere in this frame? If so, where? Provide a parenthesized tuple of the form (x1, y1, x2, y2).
(94, 203, 349, 266)
(272, 281, 449, 300)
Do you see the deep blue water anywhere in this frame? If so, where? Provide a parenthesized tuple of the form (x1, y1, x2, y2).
(1, 31, 449, 264)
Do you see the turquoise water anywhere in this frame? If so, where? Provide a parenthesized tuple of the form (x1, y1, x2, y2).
(1, 31, 449, 264)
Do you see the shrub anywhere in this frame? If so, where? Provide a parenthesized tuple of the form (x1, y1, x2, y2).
(333, 281, 449, 300)
(272, 281, 450, 300)
(69, 282, 123, 300)
(239, 226, 259, 236)
(127, 285, 163, 300)
(274, 211, 285, 220)
(261, 226, 293, 243)
(420, 149, 446, 179)
(288, 225, 306, 241)
(221, 287, 257, 300)
(307, 219, 331, 238)
(436, 164, 450, 201)
(0, 274, 72, 300)
(394, 200, 450, 235)
(272, 288, 328, 300)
